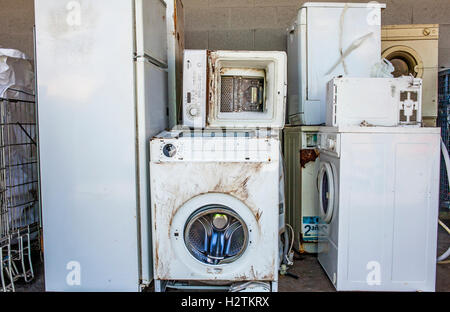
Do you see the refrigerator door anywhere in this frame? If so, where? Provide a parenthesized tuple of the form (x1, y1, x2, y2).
(135, 58, 168, 286)
(35, 0, 140, 291)
(135, 0, 168, 66)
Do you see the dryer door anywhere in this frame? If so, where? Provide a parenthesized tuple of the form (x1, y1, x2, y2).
(382, 46, 423, 78)
(318, 162, 336, 224)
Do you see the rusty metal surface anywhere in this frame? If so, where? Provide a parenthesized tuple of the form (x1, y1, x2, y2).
(300, 149, 319, 169)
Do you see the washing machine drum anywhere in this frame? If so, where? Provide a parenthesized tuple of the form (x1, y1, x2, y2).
(382, 46, 423, 78)
(184, 205, 249, 265)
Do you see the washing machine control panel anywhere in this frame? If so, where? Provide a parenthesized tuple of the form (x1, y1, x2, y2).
(318, 133, 340, 157)
(151, 136, 279, 163)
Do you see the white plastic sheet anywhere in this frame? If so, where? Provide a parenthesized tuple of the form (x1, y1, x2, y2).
(0, 49, 34, 98)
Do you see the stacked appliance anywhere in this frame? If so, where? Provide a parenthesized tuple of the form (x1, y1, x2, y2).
(382, 24, 439, 127)
(284, 126, 321, 253)
(284, 2, 385, 254)
(287, 2, 385, 126)
(35, 0, 182, 291)
(317, 76, 441, 292)
(149, 50, 287, 292)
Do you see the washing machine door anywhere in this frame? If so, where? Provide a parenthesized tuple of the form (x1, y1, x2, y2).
(382, 46, 423, 78)
(184, 204, 249, 266)
(317, 162, 336, 224)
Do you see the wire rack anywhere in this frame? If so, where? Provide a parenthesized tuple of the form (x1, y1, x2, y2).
(0, 90, 40, 291)
(439, 69, 450, 209)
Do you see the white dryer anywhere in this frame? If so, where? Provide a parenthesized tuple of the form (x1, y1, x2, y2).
(149, 130, 282, 292)
(317, 126, 440, 291)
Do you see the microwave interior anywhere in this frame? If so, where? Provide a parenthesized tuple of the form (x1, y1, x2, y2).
(212, 58, 277, 122)
(220, 68, 266, 113)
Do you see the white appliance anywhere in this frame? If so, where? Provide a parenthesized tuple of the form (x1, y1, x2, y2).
(182, 50, 208, 128)
(284, 126, 321, 253)
(35, 0, 174, 291)
(382, 24, 439, 127)
(183, 50, 287, 129)
(317, 126, 440, 291)
(149, 130, 282, 292)
(287, 2, 385, 125)
(327, 76, 423, 127)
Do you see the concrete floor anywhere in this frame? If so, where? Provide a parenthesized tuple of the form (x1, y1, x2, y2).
(279, 221, 450, 292)
(13, 221, 450, 292)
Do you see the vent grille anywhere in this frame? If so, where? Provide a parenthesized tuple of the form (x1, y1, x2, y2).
(220, 76, 265, 113)
(220, 77, 234, 112)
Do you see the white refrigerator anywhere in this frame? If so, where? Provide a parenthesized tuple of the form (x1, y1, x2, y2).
(35, 0, 169, 291)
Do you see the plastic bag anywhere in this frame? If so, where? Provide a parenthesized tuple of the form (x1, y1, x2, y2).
(370, 58, 395, 78)
(0, 48, 34, 98)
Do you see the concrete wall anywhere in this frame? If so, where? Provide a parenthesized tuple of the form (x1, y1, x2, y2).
(0, 0, 35, 58)
(0, 0, 448, 68)
(184, 0, 450, 69)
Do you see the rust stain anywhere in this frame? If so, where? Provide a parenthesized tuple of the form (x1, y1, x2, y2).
(213, 178, 224, 192)
(158, 162, 267, 251)
(207, 50, 216, 125)
(300, 149, 320, 168)
(154, 241, 159, 272)
(241, 177, 250, 189)
(260, 258, 276, 280)
(235, 274, 249, 281)
(255, 210, 263, 222)
(172, 0, 177, 34)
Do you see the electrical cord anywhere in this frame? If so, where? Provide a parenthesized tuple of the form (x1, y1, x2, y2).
(437, 219, 450, 264)
(285, 224, 295, 266)
(438, 138, 450, 264)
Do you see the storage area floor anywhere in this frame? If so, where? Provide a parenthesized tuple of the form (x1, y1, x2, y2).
(14, 220, 450, 292)
(279, 221, 450, 292)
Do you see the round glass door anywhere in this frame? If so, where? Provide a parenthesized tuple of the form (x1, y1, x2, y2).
(318, 162, 335, 224)
(382, 46, 423, 78)
(184, 205, 249, 265)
